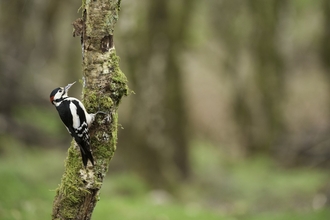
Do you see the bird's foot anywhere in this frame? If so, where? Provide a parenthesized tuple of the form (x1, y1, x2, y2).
(95, 111, 108, 115)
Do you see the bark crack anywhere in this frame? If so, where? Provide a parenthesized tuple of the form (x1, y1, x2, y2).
(101, 35, 114, 53)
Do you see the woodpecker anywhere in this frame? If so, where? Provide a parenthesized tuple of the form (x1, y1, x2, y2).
(50, 82, 102, 168)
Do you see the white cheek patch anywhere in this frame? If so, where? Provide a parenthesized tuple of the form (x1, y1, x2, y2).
(54, 90, 64, 100)
(69, 102, 80, 129)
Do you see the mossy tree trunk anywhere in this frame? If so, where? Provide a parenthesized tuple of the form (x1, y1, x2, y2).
(52, 0, 127, 219)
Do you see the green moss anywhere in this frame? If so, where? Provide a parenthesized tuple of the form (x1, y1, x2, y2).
(83, 89, 114, 113)
(54, 142, 94, 218)
(109, 51, 129, 102)
(82, 51, 128, 110)
(78, 0, 86, 14)
(117, 0, 122, 11)
(53, 118, 113, 218)
(109, 52, 124, 80)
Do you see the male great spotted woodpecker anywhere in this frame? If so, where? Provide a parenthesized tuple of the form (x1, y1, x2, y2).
(50, 82, 103, 168)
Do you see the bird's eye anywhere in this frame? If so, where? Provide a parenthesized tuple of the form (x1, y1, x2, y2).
(59, 89, 63, 92)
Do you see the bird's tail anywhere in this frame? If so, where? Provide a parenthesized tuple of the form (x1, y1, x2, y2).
(79, 147, 94, 167)
(77, 140, 94, 167)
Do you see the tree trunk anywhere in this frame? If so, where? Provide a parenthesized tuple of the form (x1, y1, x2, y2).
(320, 0, 330, 118)
(117, 0, 194, 188)
(247, 0, 286, 153)
(52, 0, 128, 219)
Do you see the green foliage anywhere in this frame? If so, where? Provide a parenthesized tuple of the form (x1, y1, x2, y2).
(241, 209, 330, 220)
(0, 142, 63, 220)
(188, 141, 330, 218)
(94, 196, 224, 220)
(0, 141, 329, 220)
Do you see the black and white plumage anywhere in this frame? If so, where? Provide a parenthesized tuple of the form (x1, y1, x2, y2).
(50, 82, 99, 168)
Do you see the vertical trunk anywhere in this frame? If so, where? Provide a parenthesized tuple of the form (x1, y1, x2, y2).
(321, 0, 330, 70)
(320, 0, 330, 118)
(119, 0, 194, 188)
(52, 0, 128, 219)
(165, 0, 195, 179)
(247, 0, 286, 153)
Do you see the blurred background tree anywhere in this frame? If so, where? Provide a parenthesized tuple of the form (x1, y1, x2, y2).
(1, 0, 330, 219)
(212, 0, 287, 155)
(116, 0, 195, 188)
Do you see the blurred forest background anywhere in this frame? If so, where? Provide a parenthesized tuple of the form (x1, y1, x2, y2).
(1, 0, 330, 219)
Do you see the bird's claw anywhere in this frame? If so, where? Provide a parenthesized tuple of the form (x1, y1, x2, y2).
(96, 111, 108, 115)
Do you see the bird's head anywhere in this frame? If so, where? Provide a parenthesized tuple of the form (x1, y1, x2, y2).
(50, 82, 76, 105)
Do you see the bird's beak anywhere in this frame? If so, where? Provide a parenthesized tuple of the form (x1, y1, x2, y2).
(65, 82, 76, 92)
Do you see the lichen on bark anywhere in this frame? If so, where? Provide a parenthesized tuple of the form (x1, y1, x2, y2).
(52, 0, 127, 219)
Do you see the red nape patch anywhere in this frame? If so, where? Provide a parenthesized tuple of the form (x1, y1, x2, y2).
(50, 96, 54, 103)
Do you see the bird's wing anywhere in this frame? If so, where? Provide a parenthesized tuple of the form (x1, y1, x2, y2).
(57, 98, 94, 166)
(70, 99, 90, 144)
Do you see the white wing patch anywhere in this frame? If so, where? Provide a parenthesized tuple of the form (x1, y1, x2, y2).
(69, 102, 80, 129)
(77, 100, 93, 126)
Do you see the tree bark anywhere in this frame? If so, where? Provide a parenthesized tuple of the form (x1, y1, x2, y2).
(52, 0, 127, 219)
